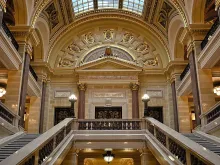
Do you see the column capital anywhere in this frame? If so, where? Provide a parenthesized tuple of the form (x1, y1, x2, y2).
(78, 83, 87, 91)
(0, 0, 6, 12)
(216, 0, 220, 10)
(130, 82, 139, 91)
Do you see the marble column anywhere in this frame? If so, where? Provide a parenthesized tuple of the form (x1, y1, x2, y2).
(171, 81, 179, 132)
(189, 51, 201, 126)
(19, 53, 31, 128)
(130, 83, 139, 119)
(39, 81, 46, 133)
(78, 83, 86, 119)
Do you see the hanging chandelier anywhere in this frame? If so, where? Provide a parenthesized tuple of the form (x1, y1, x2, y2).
(213, 86, 220, 96)
(103, 149, 115, 164)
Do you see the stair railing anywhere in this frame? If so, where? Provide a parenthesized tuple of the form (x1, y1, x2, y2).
(200, 101, 220, 125)
(0, 118, 74, 165)
(0, 101, 20, 127)
(146, 117, 220, 165)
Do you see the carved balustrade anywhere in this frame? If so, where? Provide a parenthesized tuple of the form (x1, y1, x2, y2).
(1, 21, 19, 50)
(146, 117, 219, 165)
(0, 101, 19, 127)
(201, 18, 220, 50)
(78, 119, 142, 130)
(1, 118, 74, 165)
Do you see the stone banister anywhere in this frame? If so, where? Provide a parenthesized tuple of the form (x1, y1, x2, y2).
(146, 117, 220, 165)
(0, 101, 20, 127)
(0, 118, 74, 165)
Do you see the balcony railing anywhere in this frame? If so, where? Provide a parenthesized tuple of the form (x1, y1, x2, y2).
(201, 18, 220, 50)
(0, 101, 19, 127)
(180, 63, 190, 81)
(146, 117, 220, 165)
(78, 119, 142, 130)
(1, 21, 19, 51)
(29, 65, 38, 82)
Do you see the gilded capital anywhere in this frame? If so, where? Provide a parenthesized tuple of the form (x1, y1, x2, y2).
(216, 0, 220, 10)
(78, 83, 87, 91)
(130, 82, 139, 91)
(0, 0, 6, 12)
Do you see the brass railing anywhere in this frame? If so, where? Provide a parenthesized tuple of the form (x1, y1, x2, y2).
(1, 21, 19, 51)
(146, 117, 220, 165)
(201, 18, 220, 50)
(0, 118, 73, 165)
(180, 63, 190, 81)
(78, 119, 142, 130)
(0, 101, 19, 127)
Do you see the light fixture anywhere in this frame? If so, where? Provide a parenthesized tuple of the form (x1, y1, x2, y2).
(214, 86, 220, 96)
(69, 94, 77, 101)
(103, 149, 115, 164)
(0, 87, 6, 97)
(69, 94, 77, 118)
(142, 94, 150, 117)
(191, 112, 195, 121)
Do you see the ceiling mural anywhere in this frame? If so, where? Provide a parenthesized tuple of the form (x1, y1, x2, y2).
(55, 27, 161, 69)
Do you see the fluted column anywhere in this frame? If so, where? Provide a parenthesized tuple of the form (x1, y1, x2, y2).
(130, 83, 139, 119)
(78, 83, 86, 119)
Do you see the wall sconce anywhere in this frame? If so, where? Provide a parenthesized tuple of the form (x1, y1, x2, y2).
(0, 83, 7, 97)
(214, 86, 220, 96)
(191, 112, 195, 121)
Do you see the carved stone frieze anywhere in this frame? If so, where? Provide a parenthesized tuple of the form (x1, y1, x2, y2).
(79, 75, 138, 81)
(83, 32, 95, 44)
(93, 92, 125, 98)
(67, 42, 81, 53)
(121, 32, 134, 43)
(54, 91, 71, 98)
(146, 89, 163, 98)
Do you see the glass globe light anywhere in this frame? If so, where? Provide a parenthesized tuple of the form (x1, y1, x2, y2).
(0, 87, 6, 97)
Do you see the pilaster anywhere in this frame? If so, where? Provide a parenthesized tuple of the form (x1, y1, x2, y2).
(78, 83, 87, 119)
(130, 82, 139, 119)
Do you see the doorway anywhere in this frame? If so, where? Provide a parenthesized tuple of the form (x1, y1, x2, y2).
(95, 106, 122, 119)
(54, 107, 71, 125)
(147, 106, 163, 123)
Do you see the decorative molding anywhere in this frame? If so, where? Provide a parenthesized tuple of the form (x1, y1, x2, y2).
(93, 92, 125, 98)
(54, 91, 71, 98)
(146, 90, 163, 98)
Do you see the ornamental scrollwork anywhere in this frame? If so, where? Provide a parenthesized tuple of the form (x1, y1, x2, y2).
(121, 32, 134, 43)
(84, 32, 95, 44)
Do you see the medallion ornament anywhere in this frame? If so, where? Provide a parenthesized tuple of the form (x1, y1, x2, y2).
(135, 43, 150, 53)
(103, 29, 114, 41)
(67, 43, 81, 53)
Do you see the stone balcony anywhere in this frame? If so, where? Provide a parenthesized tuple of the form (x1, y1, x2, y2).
(0, 21, 22, 70)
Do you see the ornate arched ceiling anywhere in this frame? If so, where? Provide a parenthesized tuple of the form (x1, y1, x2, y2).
(49, 19, 167, 69)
